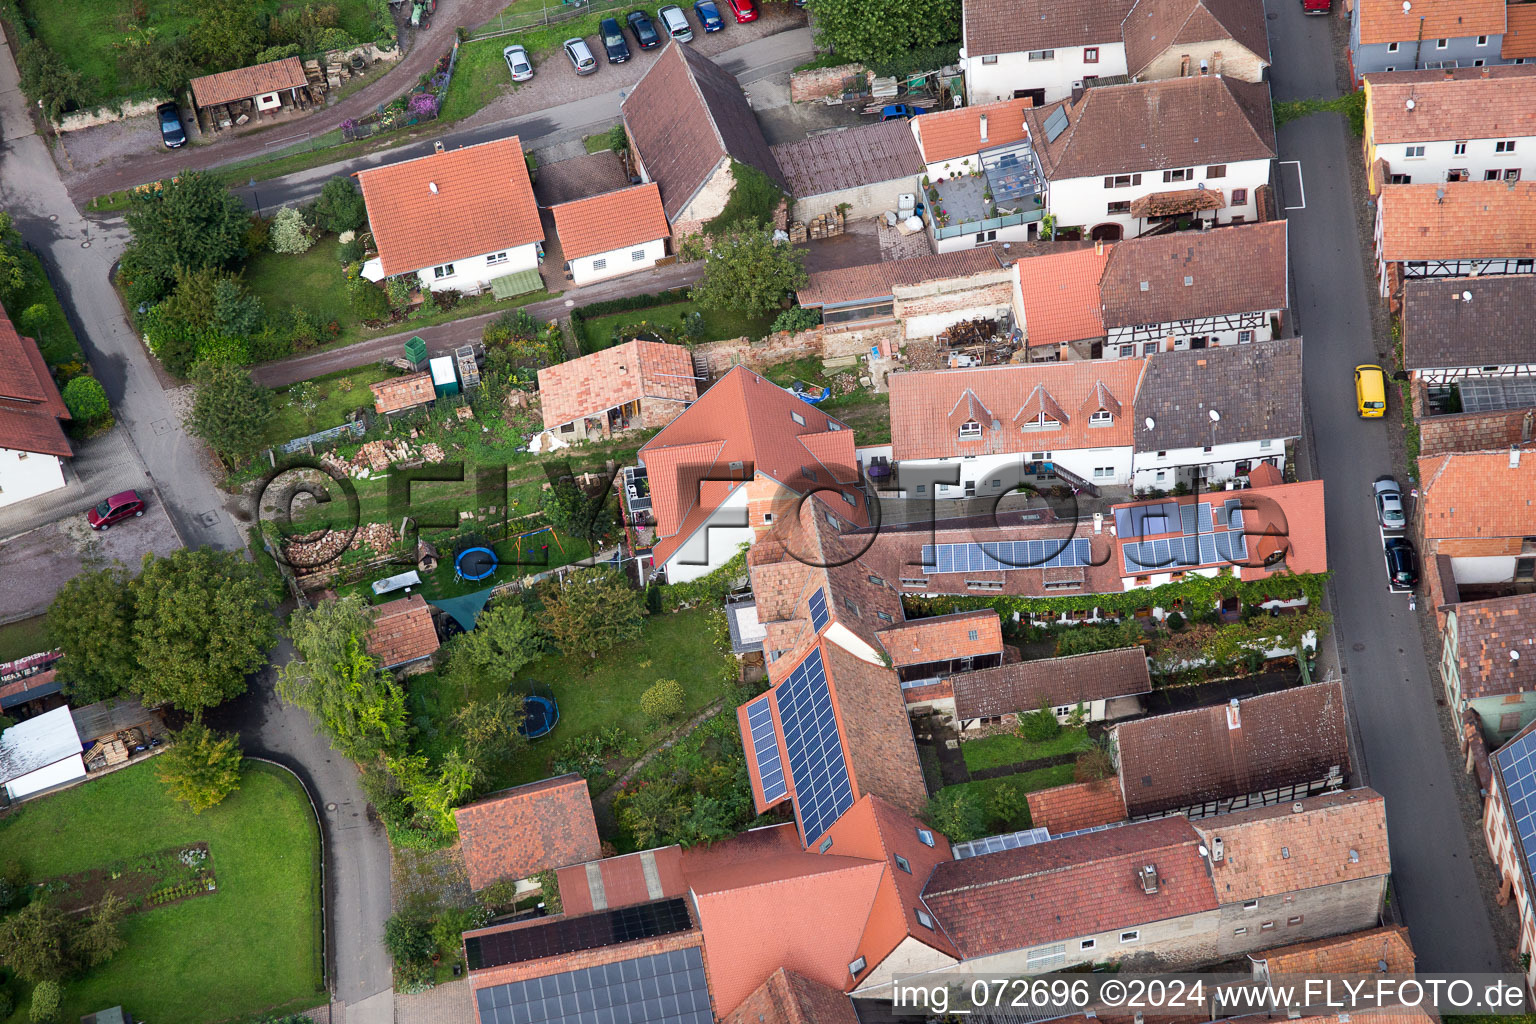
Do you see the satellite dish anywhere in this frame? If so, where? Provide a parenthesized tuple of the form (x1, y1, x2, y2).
(1462, 291, 1473, 302)
(1405, 98, 1415, 110)
(1144, 417, 1156, 429)
(1198, 845, 1210, 858)
(1209, 409, 1221, 422)
(1513, 650, 1522, 662)
(1402, 0, 1411, 12)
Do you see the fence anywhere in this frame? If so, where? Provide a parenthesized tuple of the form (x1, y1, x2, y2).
(270, 419, 368, 458)
(932, 208, 1045, 241)
(464, 0, 628, 41)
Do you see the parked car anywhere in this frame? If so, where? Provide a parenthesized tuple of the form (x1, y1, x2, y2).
(1373, 476, 1406, 531)
(563, 37, 599, 75)
(693, 0, 724, 31)
(1384, 536, 1420, 589)
(881, 103, 927, 120)
(503, 44, 534, 82)
(88, 490, 146, 530)
(1302, 0, 1331, 12)
(627, 9, 661, 48)
(156, 103, 185, 149)
(658, 4, 693, 41)
(724, 0, 757, 21)
(598, 17, 631, 62)
(1354, 363, 1386, 418)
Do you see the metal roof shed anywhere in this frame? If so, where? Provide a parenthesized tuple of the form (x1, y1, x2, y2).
(0, 706, 85, 801)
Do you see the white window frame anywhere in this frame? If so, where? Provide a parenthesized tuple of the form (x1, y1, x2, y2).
(791, 410, 806, 426)
(1387, 42, 1399, 52)
(1477, 35, 1489, 45)
(1405, 145, 1425, 158)
(432, 263, 455, 279)
(1436, 38, 1449, 49)
(1120, 930, 1140, 944)
(1081, 938, 1096, 951)
(981, 54, 998, 64)
(1090, 409, 1113, 425)
(1454, 141, 1467, 155)
(959, 420, 982, 439)
(1498, 140, 1518, 153)
(1027, 49, 1055, 61)
(486, 251, 510, 266)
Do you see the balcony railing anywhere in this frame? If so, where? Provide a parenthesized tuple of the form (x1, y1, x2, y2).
(934, 207, 1045, 240)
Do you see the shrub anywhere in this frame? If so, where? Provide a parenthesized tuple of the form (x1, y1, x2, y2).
(640, 678, 686, 725)
(478, 877, 521, 910)
(986, 780, 1029, 831)
(1017, 700, 1061, 742)
(316, 175, 368, 234)
(923, 788, 987, 843)
(29, 980, 60, 1024)
(1054, 620, 1145, 657)
(386, 277, 412, 310)
(62, 376, 110, 421)
(337, 236, 365, 264)
(0, 988, 14, 1020)
(383, 914, 435, 968)
(255, 43, 303, 63)
(350, 280, 390, 320)
(1074, 740, 1116, 783)
(244, 214, 271, 254)
(1165, 610, 1185, 632)
(772, 306, 821, 334)
(269, 206, 313, 254)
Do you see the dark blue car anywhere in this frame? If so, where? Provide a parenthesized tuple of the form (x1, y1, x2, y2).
(599, 17, 631, 62)
(692, 0, 724, 31)
(157, 102, 186, 148)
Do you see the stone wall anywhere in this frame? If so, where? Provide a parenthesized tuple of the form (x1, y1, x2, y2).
(59, 98, 164, 133)
(692, 328, 824, 375)
(789, 62, 865, 103)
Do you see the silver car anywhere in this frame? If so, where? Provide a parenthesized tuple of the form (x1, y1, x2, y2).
(658, 4, 693, 41)
(564, 37, 599, 75)
(1373, 476, 1406, 530)
(503, 44, 534, 82)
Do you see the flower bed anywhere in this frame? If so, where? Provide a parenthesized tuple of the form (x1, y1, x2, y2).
(36, 842, 217, 915)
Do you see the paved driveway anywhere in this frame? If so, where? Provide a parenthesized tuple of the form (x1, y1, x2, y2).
(1266, 0, 1503, 972)
(0, 426, 150, 542)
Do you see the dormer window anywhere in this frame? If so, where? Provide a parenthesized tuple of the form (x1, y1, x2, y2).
(1021, 412, 1061, 432)
(849, 957, 867, 975)
(1090, 409, 1113, 425)
(959, 420, 982, 439)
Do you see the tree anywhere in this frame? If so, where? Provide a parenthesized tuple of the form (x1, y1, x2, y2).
(277, 595, 408, 762)
(140, 265, 258, 375)
(156, 723, 244, 812)
(314, 176, 368, 235)
(0, 902, 74, 982)
(16, 40, 85, 121)
(923, 787, 987, 843)
(61, 376, 110, 422)
(47, 564, 137, 704)
(28, 980, 60, 1024)
(640, 678, 685, 725)
(289, 380, 322, 429)
(540, 478, 615, 550)
(75, 892, 127, 968)
(186, 0, 263, 68)
(806, 0, 960, 65)
(130, 547, 278, 718)
(213, 275, 265, 337)
(269, 206, 313, 254)
(185, 361, 276, 462)
(441, 600, 542, 696)
(1017, 699, 1061, 742)
(123, 172, 249, 303)
(0, 211, 32, 299)
(541, 568, 645, 659)
(452, 694, 527, 777)
(689, 230, 806, 318)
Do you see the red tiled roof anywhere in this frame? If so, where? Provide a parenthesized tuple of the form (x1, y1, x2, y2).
(357, 136, 543, 277)
(364, 594, 440, 668)
(1507, 4, 1536, 58)
(797, 248, 1003, 307)
(1255, 924, 1415, 975)
(922, 816, 1216, 958)
(370, 372, 435, 415)
(1115, 681, 1350, 816)
(1365, 66, 1536, 144)
(1377, 182, 1536, 263)
(190, 57, 307, 108)
(877, 610, 1002, 668)
(1025, 779, 1128, 834)
(1355, 0, 1504, 46)
(1445, 593, 1536, 699)
(962, 0, 1135, 59)
(0, 305, 70, 458)
(1240, 478, 1329, 578)
(537, 340, 697, 429)
(1123, 0, 1271, 78)
(949, 647, 1152, 719)
(554, 845, 687, 916)
(1418, 446, 1536, 540)
(723, 967, 859, 1024)
(1017, 246, 1111, 348)
(550, 183, 670, 262)
(452, 774, 601, 889)
(912, 98, 1033, 164)
(890, 360, 1143, 461)
(1100, 221, 1289, 329)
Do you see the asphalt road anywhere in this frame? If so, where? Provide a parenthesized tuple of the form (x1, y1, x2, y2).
(1266, 0, 1503, 971)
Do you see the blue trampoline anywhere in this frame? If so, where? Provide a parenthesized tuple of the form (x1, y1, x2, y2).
(518, 693, 559, 740)
(455, 546, 498, 581)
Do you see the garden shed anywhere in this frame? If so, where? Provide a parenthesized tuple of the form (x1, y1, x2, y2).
(0, 705, 84, 801)
(190, 57, 311, 130)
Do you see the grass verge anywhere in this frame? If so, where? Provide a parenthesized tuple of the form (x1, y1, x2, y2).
(0, 615, 50, 663)
(578, 300, 774, 352)
(1273, 90, 1365, 135)
(11, 249, 86, 365)
(959, 727, 1090, 773)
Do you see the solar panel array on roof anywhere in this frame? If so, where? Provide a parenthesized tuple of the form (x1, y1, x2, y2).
(1498, 729, 1536, 895)
(807, 587, 829, 633)
(1043, 105, 1070, 143)
(1115, 501, 1184, 539)
(1122, 532, 1248, 573)
(777, 647, 854, 845)
(919, 538, 1093, 574)
(475, 945, 712, 1024)
(745, 696, 786, 803)
(464, 898, 693, 971)
(951, 827, 1052, 860)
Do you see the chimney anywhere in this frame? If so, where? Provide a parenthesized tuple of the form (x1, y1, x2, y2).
(1226, 697, 1241, 730)
(1482, 66, 1491, 78)
(1137, 864, 1160, 894)
(434, 140, 445, 153)
(979, 113, 988, 143)
(1211, 836, 1225, 862)
(1095, 239, 1104, 256)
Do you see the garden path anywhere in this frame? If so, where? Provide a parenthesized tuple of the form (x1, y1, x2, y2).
(591, 697, 726, 834)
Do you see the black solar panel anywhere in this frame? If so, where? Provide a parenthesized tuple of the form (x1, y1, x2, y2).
(465, 898, 693, 971)
(808, 587, 829, 632)
(475, 945, 713, 1024)
(1043, 106, 1069, 142)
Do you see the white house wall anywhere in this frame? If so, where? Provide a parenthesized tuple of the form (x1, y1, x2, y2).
(0, 448, 66, 508)
(1103, 310, 1280, 359)
(1450, 555, 1519, 584)
(1131, 439, 1285, 489)
(413, 242, 540, 294)
(899, 446, 1134, 497)
(962, 45, 1129, 105)
(570, 237, 667, 287)
(853, 937, 961, 1001)
(1047, 157, 1271, 237)
(933, 219, 1035, 254)
(663, 486, 753, 583)
(1377, 136, 1536, 186)
(4, 754, 86, 801)
(1413, 362, 1536, 384)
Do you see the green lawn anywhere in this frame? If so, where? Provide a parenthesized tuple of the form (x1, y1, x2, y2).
(0, 761, 323, 1024)
(960, 727, 1090, 773)
(578, 300, 775, 353)
(936, 764, 1078, 834)
(0, 615, 50, 663)
(437, 37, 530, 124)
(408, 607, 736, 790)
(10, 250, 85, 366)
(264, 363, 397, 448)
(759, 357, 892, 444)
(583, 133, 615, 154)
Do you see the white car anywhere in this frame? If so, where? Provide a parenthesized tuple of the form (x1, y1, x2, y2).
(503, 44, 534, 82)
(564, 37, 599, 75)
(1373, 476, 1406, 531)
(658, 4, 693, 41)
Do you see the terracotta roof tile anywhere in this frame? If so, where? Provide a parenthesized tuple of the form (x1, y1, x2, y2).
(1377, 181, 1536, 262)
(723, 967, 859, 1024)
(1403, 275, 1536, 370)
(1123, 0, 1271, 78)
(889, 359, 1144, 460)
(1255, 925, 1415, 975)
(797, 248, 1003, 307)
(554, 845, 687, 916)
(1236, 478, 1329, 578)
(1017, 246, 1111, 348)
(1115, 681, 1350, 816)
(912, 98, 1034, 164)
(369, 372, 435, 414)
(962, 0, 1135, 57)
(1100, 221, 1288, 328)
(622, 44, 784, 221)
(923, 816, 1215, 957)
(537, 339, 696, 429)
(1365, 66, 1536, 144)
(0, 404, 71, 459)
(1192, 789, 1391, 904)
(364, 594, 440, 668)
(821, 641, 930, 818)
(190, 57, 307, 108)
(1133, 337, 1302, 452)
(1026, 779, 1129, 834)
(1417, 445, 1536, 539)
(0, 306, 63, 410)
(357, 136, 543, 277)
(1446, 593, 1536, 699)
(453, 774, 602, 890)
(877, 610, 1003, 668)
(949, 647, 1152, 719)
(1507, 3, 1536, 58)
(1027, 77, 1276, 180)
(1355, 0, 1504, 46)
(771, 120, 925, 198)
(550, 183, 670, 262)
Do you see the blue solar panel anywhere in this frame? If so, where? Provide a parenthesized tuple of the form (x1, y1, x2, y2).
(1181, 503, 1198, 536)
(776, 648, 854, 845)
(917, 538, 1092, 573)
(1498, 729, 1536, 893)
(745, 697, 787, 803)
(807, 588, 829, 633)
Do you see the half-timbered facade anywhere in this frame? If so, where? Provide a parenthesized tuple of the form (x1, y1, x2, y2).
(1374, 181, 1536, 299)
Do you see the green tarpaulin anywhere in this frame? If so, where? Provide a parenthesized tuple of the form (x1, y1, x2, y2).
(489, 268, 543, 299)
(428, 589, 494, 632)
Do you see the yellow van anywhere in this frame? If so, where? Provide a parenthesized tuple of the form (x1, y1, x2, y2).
(1355, 364, 1387, 418)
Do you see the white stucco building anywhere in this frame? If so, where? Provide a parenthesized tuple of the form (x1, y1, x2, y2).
(550, 183, 672, 287)
(960, 0, 1132, 106)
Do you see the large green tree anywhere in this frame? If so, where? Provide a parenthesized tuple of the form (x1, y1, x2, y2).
(806, 0, 961, 65)
(140, 265, 262, 374)
(130, 547, 278, 717)
(277, 595, 409, 762)
(0, 211, 33, 300)
(185, 361, 275, 463)
(47, 564, 137, 704)
(440, 599, 541, 695)
(540, 479, 616, 551)
(156, 723, 244, 812)
(689, 230, 807, 318)
(0, 902, 74, 982)
(541, 568, 645, 659)
(314, 176, 368, 235)
(123, 171, 250, 304)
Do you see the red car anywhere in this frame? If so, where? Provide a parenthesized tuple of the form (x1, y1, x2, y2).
(724, 0, 757, 22)
(87, 490, 146, 530)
